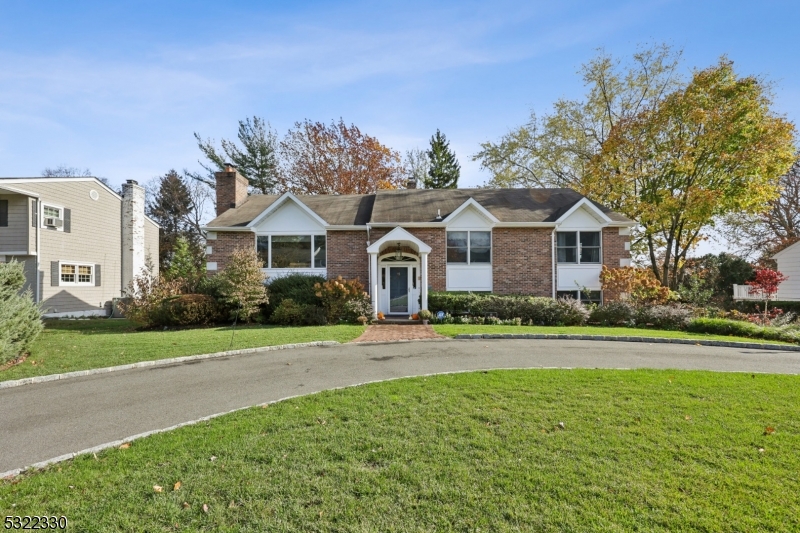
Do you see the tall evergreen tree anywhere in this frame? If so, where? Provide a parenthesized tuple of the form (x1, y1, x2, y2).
(146, 170, 199, 269)
(425, 130, 460, 189)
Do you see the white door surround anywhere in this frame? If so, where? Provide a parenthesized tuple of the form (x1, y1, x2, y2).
(367, 227, 431, 318)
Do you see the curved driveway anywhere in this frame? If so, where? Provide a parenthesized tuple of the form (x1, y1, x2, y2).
(2, 339, 799, 475)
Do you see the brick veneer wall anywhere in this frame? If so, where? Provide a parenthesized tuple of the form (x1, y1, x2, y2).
(326, 231, 370, 284)
(368, 228, 447, 292)
(602, 227, 632, 302)
(492, 228, 554, 296)
(206, 232, 256, 275)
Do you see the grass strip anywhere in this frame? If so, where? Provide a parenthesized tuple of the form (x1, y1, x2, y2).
(433, 324, 796, 345)
(1, 320, 365, 381)
(1, 369, 798, 531)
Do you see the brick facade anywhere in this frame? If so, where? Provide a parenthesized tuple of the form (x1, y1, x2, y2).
(206, 232, 256, 274)
(601, 227, 631, 301)
(326, 230, 370, 284)
(492, 228, 554, 296)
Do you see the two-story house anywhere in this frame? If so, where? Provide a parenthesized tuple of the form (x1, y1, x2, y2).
(0, 177, 159, 317)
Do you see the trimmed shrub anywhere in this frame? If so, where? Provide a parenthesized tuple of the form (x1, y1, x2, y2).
(589, 301, 635, 326)
(342, 293, 374, 324)
(555, 297, 591, 326)
(121, 266, 183, 327)
(634, 305, 692, 330)
(302, 305, 328, 326)
(264, 274, 325, 318)
(0, 261, 43, 364)
(157, 294, 219, 326)
(686, 317, 800, 343)
(270, 299, 305, 326)
(314, 276, 365, 323)
(427, 292, 589, 326)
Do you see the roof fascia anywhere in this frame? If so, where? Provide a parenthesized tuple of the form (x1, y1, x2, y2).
(0, 184, 38, 197)
(555, 198, 612, 224)
(772, 241, 800, 259)
(202, 226, 256, 232)
(367, 222, 445, 228)
(442, 197, 499, 225)
(247, 192, 328, 228)
(326, 225, 368, 231)
(366, 226, 432, 254)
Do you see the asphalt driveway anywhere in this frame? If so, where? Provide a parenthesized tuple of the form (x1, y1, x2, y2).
(2, 339, 799, 475)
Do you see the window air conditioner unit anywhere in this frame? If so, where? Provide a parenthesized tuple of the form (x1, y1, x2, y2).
(44, 217, 63, 228)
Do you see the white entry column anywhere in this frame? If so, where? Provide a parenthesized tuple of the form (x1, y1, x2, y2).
(420, 251, 429, 311)
(369, 252, 379, 319)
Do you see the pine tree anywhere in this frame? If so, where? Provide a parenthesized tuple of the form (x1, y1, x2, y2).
(424, 130, 460, 189)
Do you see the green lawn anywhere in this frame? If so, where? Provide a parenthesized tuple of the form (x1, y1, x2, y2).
(1, 320, 365, 382)
(2, 369, 798, 531)
(433, 324, 796, 344)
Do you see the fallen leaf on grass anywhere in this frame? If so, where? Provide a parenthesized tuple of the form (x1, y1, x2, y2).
(173, 481, 182, 491)
(202, 504, 209, 513)
(118, 443, 130, 450)
(153, 485, 163, 493)
(685, 416, 692, 421)
(210, 456, 217, 462)
(182, 502, 190, 509)
(764, 426, 775, 435)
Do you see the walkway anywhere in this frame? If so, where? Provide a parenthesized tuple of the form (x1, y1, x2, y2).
(2, 339, 799, 475)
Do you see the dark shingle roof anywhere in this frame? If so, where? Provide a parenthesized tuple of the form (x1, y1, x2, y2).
(205, 188, 632, 227)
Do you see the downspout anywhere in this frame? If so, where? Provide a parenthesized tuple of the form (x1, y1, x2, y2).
(366, 225, 371, 300)
(551, 227, 556, 299)
(32, 198, 40, 304)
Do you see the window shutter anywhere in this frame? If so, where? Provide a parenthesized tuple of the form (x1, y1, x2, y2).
(0, 199, 7, 227)
(51, 262, 60, 286)
(95, 264, 101, 286)
(31, 200, 37, 227)
(63, 208, 71, 233)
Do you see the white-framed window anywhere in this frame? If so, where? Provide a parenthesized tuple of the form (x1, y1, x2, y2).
(446, 231, 491, 264)
(42, 203, 65, 231)
(557, 290, 602, 305)
(256, 234, 326, 269)
(557, 231, 601, 264)
(59, 262, 94, 286)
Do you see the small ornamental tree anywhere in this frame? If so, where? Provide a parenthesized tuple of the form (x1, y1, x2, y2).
(747, 268, 788, 321)
(216, 248, 269, 322)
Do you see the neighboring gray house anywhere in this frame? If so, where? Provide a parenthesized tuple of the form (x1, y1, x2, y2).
(0, 177, 159, 317)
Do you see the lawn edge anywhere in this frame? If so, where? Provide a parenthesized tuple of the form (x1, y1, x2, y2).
(452, 333, 800, 351)
(0, 341, 341, 390)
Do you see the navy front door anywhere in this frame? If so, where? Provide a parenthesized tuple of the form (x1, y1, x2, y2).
(389, 267, 409, 313)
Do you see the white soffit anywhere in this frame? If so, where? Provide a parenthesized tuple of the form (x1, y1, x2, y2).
(555, 198, 612, 226)
(443, 198, 498, 226)
(367, 226, 432, 254)
(248, 192, 328, 230)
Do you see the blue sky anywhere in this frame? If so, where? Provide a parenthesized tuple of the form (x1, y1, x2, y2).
(1, 0, 798, 191)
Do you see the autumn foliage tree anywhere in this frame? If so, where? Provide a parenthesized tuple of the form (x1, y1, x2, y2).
(583, 59, 796, 288)
(746, 268, 788, 320)
(279, 119, 404, 194)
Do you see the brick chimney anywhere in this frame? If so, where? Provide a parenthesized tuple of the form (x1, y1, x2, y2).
(406, 177, 417, 189)
(215, 164, 248, 216)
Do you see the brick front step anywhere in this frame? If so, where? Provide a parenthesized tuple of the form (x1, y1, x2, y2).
(376, 318, 422, 325)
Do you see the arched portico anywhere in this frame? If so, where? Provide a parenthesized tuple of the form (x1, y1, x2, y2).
(366, 227, 431, 318)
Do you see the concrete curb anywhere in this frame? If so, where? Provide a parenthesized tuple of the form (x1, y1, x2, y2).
(453, 333, 800, 351)
(0, 341, 341, 390)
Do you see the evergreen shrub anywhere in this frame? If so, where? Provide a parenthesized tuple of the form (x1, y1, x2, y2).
(0, 261, 43, 364)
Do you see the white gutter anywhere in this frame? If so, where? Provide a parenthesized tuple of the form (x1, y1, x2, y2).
(551, 227, 556, 299)
(201, 226, 256, 232)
